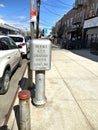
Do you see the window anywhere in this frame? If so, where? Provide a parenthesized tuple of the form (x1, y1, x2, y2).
(84, 0, 87, 4)
(70, 18, 73, 25)
(96, 3, 98, 15)
(65, 21, 66, 25)
(95, 34, 98, 43)
(87, 34, 91, 43)
(67, 19, 69, 26)
(0, 37, 18, 50)
(0, 38, 10, 50)
(91, 34, 96, 43)
(8, 38, 18, 49)
(9, 36, 23, 42)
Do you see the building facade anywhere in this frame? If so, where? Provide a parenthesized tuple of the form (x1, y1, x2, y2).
(53, 0, 98, 49)
(83, 0, 98, 49)
(0, 23, 19, 34)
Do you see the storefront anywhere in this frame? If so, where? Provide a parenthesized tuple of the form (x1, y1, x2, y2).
(84, 16, 98, 54)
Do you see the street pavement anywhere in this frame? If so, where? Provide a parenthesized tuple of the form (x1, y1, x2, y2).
(0, 59, 27, 127)
(8, 48, 98, 130)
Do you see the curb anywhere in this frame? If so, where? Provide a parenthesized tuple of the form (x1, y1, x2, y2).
(3, 63, 28, 130)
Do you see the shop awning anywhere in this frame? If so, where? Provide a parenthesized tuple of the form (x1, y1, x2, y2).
(83, 16, 98, 29)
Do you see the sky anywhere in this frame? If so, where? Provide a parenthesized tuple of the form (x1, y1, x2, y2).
(0, 0, 74, 31)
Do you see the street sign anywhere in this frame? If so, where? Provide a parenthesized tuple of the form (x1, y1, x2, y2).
(44, 28, 52, 37)
(30, 10, 36, 22)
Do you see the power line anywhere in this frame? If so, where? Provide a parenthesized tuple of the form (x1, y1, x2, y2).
(40, 21, 52, 27)
(57, 0, 73, 7)
(42, 4, 63, 17)
(40, 17, 56, 26)
(40, 2, 67, 28)
(18, 17, 53, 28)
(41, 1, 72, 9)
(41, 2, 69, 10)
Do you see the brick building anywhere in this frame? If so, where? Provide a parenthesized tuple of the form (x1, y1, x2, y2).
(53, 0, 98, 49)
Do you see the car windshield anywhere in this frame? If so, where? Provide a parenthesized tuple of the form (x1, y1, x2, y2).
(9, 36, 23, 42)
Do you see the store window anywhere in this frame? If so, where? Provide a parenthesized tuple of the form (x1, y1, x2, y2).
(96, 34, 98, 43)
(87, 34, 91, 43)
(96, 3, 98, 15)
(92, 34, 96, 43)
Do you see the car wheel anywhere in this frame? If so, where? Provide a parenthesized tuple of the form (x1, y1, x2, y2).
(18, 57, 22, 67)
(0, 70, 10, 94)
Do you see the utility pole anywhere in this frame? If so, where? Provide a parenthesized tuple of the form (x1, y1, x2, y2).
(30, 0, 51, 106)
(36, 0, 41, 38)
(30, 0, 35, 38)
(33, 0, 47, 106)
(28, 0, 35, 88)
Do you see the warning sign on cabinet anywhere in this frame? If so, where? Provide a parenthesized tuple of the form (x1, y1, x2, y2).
(30, 39, 52, 70)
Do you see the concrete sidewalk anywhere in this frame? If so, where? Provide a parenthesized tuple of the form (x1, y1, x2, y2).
(9, 49, 98, 130)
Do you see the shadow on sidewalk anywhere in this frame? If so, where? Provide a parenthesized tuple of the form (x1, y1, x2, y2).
(18, 77, 35, 100)
(13, 77, 35, 130)
(71, 49, 98, 62)
(0, 125, 8, 130)
(13, 105, 20, 130)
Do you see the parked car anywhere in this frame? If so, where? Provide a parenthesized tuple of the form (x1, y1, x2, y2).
(25, 36, 31, 52)
(0, 35, 22, 94)
(25, 36, 31, 59)
(8, 34, 27, 56)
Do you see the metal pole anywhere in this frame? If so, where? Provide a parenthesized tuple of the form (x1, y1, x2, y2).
(30, 0, 34, 38)
(33, 71, 47, 105)
(36, 0, 41, 38)
(28, 0, 35, 89)
(33, 0, 47, 106)
(18, 90, 31, 130)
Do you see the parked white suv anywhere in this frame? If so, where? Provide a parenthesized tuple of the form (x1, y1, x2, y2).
(0, 35, 22, 94)
(8, 34, 27, 56)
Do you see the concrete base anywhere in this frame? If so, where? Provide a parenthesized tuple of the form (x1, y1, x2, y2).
(33, 97, 47, 106)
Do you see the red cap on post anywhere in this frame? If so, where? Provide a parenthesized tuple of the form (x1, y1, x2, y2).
(18, 90, 31, 100)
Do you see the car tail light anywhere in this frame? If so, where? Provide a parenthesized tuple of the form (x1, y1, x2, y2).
(19, 43, 25, 47)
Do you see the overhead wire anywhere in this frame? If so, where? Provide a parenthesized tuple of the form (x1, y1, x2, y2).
(40, 15, 57, 27)
(40, 0, 74, 24)
(40, 0, 73, 21)
(40, 6, 62, 27)
(41, 1, 72, 9)
(56, 0, 73, 7)
(41, 4, 63, 17)
(39, 1, 68, 28)
(6, 0, 73, 29)
(40, 21, 53, 27)
(41, 2, 69, 10)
